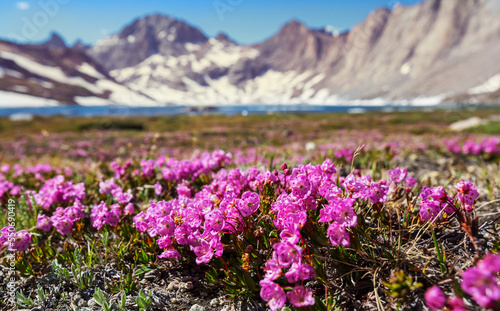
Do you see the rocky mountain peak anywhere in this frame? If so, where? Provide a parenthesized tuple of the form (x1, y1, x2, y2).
(42, 32, 66, 49)
(88, 14, 208, 71)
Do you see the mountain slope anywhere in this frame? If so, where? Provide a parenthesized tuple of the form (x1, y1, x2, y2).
(102, 0, 500, 105)
(2, 0, 500, 106)
(0, 40, 156, 106)
(88, 14, 208, 71)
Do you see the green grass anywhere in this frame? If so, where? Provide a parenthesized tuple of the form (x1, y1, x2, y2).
(466, 121, 500, 134)
(1, 108, 499, 139)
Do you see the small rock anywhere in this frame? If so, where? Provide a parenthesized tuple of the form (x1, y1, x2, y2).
(167, 281, 179, 291)
(210, 298, 219, 307)
(78, 299, 86, 307)
(87, 298, 98, 308)
(189, 304, 205, 311)
(144, 269, 160, 281)
(185, 281, 194, 290)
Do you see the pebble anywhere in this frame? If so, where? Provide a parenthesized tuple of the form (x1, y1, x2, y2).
(77, 299, 86, 307)
(184, 281, 194, 290)
(87, 298, 98, 308)
(189, 304, 205, 311)
(210, 298, 219, 307)
(144, 269, 160, 281)
(167, 281, 179, 291)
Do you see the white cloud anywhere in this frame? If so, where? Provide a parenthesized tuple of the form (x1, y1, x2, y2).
(16, 2, 30, 10)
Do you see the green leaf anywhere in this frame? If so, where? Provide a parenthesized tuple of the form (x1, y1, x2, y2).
(314, 296, 328, 311)
(134, 266, 154, 277)
(241, 269, 258, 292)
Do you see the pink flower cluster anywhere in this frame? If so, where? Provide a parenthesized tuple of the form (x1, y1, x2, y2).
(158, 150, 232, 182)
(0, 180, 21, 199)
(443, 137, 500, 156)
(419, 180, 479, 222)
(425, 253, 500, 310)
(37, 199, 86, 235)
(0, 226, 31, 251)
(29, 175, 85, 210)
(91, 201, 132, 230)
(462, 253, 500, 308)
(424, 285, 466, 311)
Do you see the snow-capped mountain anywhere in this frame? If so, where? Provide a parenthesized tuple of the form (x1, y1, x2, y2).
(1, 0, 500, 106)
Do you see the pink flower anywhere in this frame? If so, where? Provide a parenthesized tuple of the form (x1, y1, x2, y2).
(368, 182, 388, 204)
(285, 263, 315, 283)
(320, 158, 336, 174)
(157, 236, 172, 248)
(156, 217, 175, 236)
(455, 180, 479, 212)
(91, 201, 108, 230)
(154, 182, 163, 196)
(65, 206, 84, 221)
(477, 253, 500, 274)
(140, 160, 155, 177)
(237, 191, 260, 217)
(326, 222, 350, 247)
(115, 192, 133, 204)
(124, 203, 135, 215)
(290, 174, 312, 200)
(194, 239, 215, 265)
(204, 209, 225, 235)
(286, 286, 315, 307)
(447, 296, 466, 311)
(273, 241, 303, 268)
(259, 280, 286, 311)
(419, 200, 441, 222)
(388, 168, 408, 183)
(104, 208, 121, 227)
(430, 187, 449, 204)
(424, 286, 446, 310)
(52, 216, 74, 235)
(177, 181, 192, 198)
(5, 230, 32, 252)
(263, 255, 282, 281)
(405, 176, 417, 187)
(37, 214, 52, 232)
(461, 267, 500, 308)
(333, 199, 357, 227)
(158, 246, 181, 259)
(99, 178, 119, 195)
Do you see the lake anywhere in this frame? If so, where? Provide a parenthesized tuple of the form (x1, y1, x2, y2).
(0, 103, 485, 117)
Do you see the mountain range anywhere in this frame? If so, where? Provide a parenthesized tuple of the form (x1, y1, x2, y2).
(1, 0, 500, 106)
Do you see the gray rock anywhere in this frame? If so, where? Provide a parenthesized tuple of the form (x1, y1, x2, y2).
(209, 298, 219, 307)
(189, 304, 205, 311)
(87, 298, 98, 308)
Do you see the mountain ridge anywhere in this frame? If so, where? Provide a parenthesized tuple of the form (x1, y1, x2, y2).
(1, 0, 500, 106)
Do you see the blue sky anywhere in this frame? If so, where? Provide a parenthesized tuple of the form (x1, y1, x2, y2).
(1, 0, 424, 46)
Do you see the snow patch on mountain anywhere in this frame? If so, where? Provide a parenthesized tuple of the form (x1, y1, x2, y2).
(77, 63, 105, 79)
(75, 96, 111, 106)
(0, 90, 59, 107)
(468, 74, 500, 95)
(0, 51, 99, 93)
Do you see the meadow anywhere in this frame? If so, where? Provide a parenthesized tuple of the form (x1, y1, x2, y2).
(0, 108, 499, 311)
